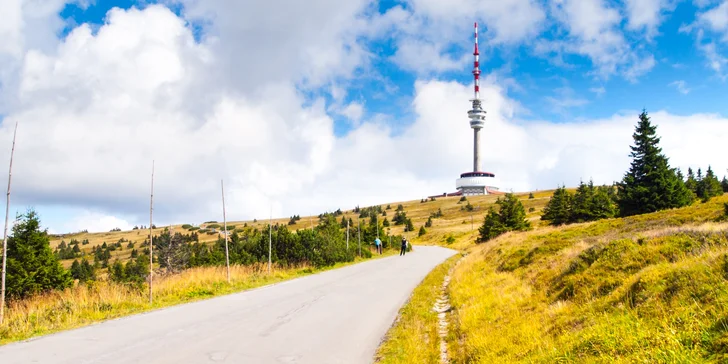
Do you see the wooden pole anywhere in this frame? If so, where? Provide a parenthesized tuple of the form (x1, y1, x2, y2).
(148, 161, 154, 304)
(221, 180, 230, 283)
(268, 205, 272, 274)
(358, 218, 361, 257)
(0, 122, 18, 325)
(346, 219, 349, 250)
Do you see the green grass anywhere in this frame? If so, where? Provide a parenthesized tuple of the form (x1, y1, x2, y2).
(446, 194, 728, 363)
(375, 254, 462, 364)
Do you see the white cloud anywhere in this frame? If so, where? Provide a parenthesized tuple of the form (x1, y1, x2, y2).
(682, 1, 728, 76)
(544, 86, 589, 113)
(669, 80, 691, 94)
(0, 2, 726, 234)
(697, 0, 728, 39)
(623, 0, 676, 38)
(341, 102, 365, 124)
(547, 0, 655, 80)
(55, 211, 135, 234)
(379, 0, 545, 73)
(589, 86, 606, 96)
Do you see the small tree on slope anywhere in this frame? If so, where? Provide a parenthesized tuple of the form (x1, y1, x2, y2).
(617, 110, 693, 217)
(4, 209, 72, 300)
(541, 185, 572, 226)
(698, 166, 723, 202)
(478, 193, 531, 242)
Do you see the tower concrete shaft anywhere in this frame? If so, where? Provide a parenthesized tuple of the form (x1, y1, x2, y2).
(473, 127, 481, 172)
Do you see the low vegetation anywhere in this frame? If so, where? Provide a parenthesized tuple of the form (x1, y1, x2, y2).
(448, 194, 728, 363)
(375, 254, 462, 364)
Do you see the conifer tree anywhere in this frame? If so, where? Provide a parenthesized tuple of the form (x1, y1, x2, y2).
(425, 217, 433, 228)
(698, 166, 723, 202)
(685, 168, 698, 199)
(478, 207, 506, 242)
(571, 180, 595, 222)
(722, 176, 728, 193)
(541, 185, 572, 226)
(616, 110, 692, 216)
(478, 193, 531, 242)
(4, 210, 72, 299)
(589, 185, 618, 220)
(418, 226, 426, 237)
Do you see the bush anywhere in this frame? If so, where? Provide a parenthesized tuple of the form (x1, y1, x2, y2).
(418, 226, 427, 237)
(478, 193, 531, 243)
(529, 192, 534, 199)
(181, 224, 193, 230)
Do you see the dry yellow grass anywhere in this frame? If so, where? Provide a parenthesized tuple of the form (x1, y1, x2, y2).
(49, 192, 546, 267)
(447, 193, 728, 363)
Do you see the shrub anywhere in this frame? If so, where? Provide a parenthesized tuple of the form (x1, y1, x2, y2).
(478, 193, 531, 243)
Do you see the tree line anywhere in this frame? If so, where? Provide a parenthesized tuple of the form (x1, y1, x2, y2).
(541, 110, 726, 226)
(478, 110, 727, 242)
(1, 206, 406, 299)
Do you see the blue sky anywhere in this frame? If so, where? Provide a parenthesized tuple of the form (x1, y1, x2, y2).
(1, 0, 727, 233)
(55, 0, 727, 128)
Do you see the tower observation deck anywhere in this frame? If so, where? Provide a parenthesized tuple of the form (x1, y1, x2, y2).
(455, 22, 500, 196)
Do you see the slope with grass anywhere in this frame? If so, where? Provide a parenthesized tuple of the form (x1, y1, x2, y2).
(447, 194, 728, 363)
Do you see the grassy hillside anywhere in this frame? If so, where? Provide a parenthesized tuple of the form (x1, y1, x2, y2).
(447, 193, 728, 363)
(48, 191, 552, 268)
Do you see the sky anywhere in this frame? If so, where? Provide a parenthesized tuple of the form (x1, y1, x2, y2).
(0, 0, 727, 234)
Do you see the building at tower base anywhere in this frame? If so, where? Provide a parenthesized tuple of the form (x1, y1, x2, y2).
(456, 171, 501, 196)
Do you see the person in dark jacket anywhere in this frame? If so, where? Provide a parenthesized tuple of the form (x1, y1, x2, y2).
(400, 237, 407, 256)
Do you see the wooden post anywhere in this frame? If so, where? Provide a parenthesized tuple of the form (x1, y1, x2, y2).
(148, 161, 154, 304)
(358, 218, 361, 257)
(346, 219, 349, 250)
(268, 205, 272, 274)
(0, 122, 18, 325)
(221, 180, 230, 283)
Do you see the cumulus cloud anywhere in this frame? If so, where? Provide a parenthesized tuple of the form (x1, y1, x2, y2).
(623, 0, 676, 38)
(0, 2, 726, 233)
(681, 1, 728, 76)
(547, 0, 656, 80)
(669, 80, 691, 94)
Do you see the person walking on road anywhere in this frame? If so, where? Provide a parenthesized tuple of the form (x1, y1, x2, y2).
(400, 237, 408, 256)
(374, 237, 382, 255)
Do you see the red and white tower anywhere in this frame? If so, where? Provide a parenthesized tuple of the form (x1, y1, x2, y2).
(456, 22, 500, 195)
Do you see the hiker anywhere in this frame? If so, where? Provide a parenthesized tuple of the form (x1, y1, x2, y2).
(374, 237, 382, 254)
(400, 237, 407, 256)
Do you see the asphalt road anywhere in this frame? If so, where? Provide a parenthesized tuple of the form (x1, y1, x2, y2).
(0, 245, 456, 364)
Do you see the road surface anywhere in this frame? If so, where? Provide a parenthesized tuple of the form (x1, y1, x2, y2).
(0, 245, 456, 364)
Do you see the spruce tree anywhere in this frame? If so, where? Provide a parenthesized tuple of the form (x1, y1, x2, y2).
(590, 185, 618, 220)
(541, 185, 572, 226)
(478, 207, 506, 242)
(497, 193, 531, 231)
(571, 181, 595, 223)
(478, 193, 531, 242)
(699, 166, 723, 202)
(418, 226, 426, 237)
(4, 209, 72, 299)
(722, 176, 728, 193)
(685, 167, 697, 193)
(617, 110, 693, 216)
